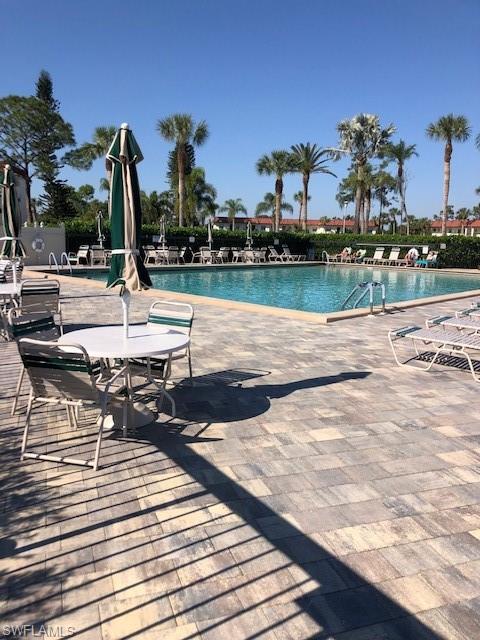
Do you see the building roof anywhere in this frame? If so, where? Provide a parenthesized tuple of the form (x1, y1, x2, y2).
(214, 216, 376, 228)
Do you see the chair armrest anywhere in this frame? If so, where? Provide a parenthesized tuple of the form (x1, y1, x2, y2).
(389, 326, 420, 339)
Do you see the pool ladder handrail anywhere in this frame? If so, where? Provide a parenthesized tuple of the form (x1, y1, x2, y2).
(48, 251, 73, 276)
(341, 281, 386, 314)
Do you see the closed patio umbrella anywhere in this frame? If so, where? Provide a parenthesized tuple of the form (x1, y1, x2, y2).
(159, 215, 166, 250)
(246, 221, 253, 247)
(207, 219, 213, 249)
(106, 123, 151, 336)
(1, 164, 26, 259)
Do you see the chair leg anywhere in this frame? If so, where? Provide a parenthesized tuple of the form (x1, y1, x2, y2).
(11, 366, 25, 416)
(93, 407, 106, 471)
(188, 348, 193, 382)
(20, 393, 34, 461)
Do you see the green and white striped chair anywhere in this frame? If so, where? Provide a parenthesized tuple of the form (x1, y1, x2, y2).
(18, 338, 127, 470)
(130, 301, 194, 393)
(19, 279, 63, 333)
(8, 308, 60, 416)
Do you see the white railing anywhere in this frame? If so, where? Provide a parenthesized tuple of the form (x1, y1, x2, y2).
(48, 252, 59, 274)
(341, 281, 386, 314)
(60, 252, 73, 275)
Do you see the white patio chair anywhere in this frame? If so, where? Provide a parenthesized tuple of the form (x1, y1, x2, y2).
(231, 248, 243, 263)
(8, 308, 61, 415)
(179, 247, 188, 264)
(167, 247, 180, 264)
(0, 259, 23, 283)
(216, 247, 230, 263)
(143, 246, 157, 265)
(18, 338, 127, 470)
(200, 247, 213, 264)
(129, 301, 194, 399)
(75, 245, 90, 265)
(388, 325, 480, 381)
(90, 245, 106, 266)
(19, 279, 62, 333)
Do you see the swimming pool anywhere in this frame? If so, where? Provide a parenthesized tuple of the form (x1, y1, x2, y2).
(71, 264, 480, 314)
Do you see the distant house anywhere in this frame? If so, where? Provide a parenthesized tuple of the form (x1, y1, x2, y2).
(213, 215, 377, 234)
(430, 219, 480, 236)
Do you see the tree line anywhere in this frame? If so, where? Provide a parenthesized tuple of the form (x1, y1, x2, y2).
(0, 72, 478, 235)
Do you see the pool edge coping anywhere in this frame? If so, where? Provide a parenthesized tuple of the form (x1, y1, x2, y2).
(24, 269, 480, 325)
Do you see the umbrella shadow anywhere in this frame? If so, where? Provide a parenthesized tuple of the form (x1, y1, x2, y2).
(156, 368, 371, 424)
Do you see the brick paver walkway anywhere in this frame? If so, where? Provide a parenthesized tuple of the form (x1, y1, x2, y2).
(1, 281, 480, 639)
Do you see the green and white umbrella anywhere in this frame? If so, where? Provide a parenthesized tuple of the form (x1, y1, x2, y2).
(207, 219, 213, 249)
(246, 221, 253, 247)
(106, 124, 151, 336)
(1, 164, 26, 259)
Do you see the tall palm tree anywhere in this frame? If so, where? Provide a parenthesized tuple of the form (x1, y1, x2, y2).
(293, 191, 311, 225)
(64, 126, 116, 170)
(157, 114, 209, 227)
(255, 192, 293, 221)
(337, 114, 395, 233)
(382, 140, 418, 235)
(373, 169, 397, 232)
(256, 151, 296, 231)
(219, 198, 247, 230)
(426, 114, 471, 235)
(290, 143, 336, 231)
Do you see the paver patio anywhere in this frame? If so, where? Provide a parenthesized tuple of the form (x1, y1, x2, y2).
(1, 279, 480, 639)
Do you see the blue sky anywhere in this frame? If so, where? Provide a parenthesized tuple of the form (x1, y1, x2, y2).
(4, 0, 480, 218)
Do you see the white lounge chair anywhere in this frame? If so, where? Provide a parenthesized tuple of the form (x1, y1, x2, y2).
(268, 246, 287, 262)
(18, 338, 127, 470)
(282, 245, 305, 262)
(364, 247, 385, 265)
(378, 247, 401, 266)
(389, 325, 480, 381)
(426, 315, 480, 335)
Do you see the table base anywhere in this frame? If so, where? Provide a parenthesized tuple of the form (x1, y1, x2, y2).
(100, 401, 155, 431)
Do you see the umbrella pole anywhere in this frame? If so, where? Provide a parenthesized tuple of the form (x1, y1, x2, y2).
(120, 288, 131, 339)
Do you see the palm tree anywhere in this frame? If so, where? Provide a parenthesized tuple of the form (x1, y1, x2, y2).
(290, 143, 336, 231)
(337, 114, 395, 233)
(476, 133, 480, 150)
(184, 167, 217, 226)
(426, 114, 471, 235)
(373, 169, 397, 233)
(293, 190, 311, 225)
(382, 140, 418, 235)
(255, 192, 293, 221)
(64, 126, 116, 170)
(256, 151, 296, 231)
(157, 114, 209, 227)
(219, 198, 247, 230)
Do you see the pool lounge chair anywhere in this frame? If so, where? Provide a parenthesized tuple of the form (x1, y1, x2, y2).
(354, 249, 367, 263)
(388, 325, 480, 381)
(426, 314, 480, 334)
(282, 245, 306, 262)
(268, 247, 287, 262)
(416, 251, 438, 268)
(90, 245, 106, 266)
(363, 247, 385, 265)
(377, 247, 401, 266)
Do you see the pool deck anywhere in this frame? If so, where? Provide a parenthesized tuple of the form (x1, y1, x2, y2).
(1, 277, 480, 638)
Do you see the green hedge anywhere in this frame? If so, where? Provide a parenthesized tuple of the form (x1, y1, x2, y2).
(309, 233, 480, 269)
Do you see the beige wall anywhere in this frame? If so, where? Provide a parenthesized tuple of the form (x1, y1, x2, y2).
(19, 226, 66, 266)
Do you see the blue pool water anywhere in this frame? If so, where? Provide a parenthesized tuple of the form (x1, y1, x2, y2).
(75, 265, 480, 314)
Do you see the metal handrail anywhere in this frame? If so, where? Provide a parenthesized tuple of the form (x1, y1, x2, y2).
(341, 281, 386, 314)
(60, 251, 73, 275)
(48, 252, 59, 274)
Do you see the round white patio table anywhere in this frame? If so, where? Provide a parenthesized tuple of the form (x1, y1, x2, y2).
(58, 324, 189, 429)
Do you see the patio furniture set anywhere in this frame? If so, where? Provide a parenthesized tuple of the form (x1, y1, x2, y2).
(324, 246, 438, 268)
(1, 262, 194, 471)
